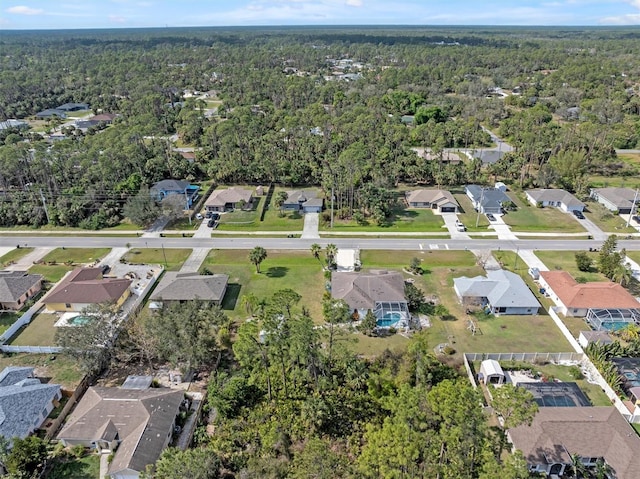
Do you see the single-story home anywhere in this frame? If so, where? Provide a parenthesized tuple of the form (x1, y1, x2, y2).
(578, 330, 613, 349)
(453, 269, 540, 315)
(331, 270, 409, 323)
(509, 407, 640, 479)
(465, 185, 512, 215)
(282, 190, 324, 213)
(0, 270, 43, 311)
(75, 113, 117, 129)
(149, 272, 229, 306)
(57, 386, 184, 479)
(405, 189, 459, 213)
(525, 188, 585, 213)
(43, 267, 132, 312)
(0, 119, 29, 131)
(35, 109, 67, 119)
(56, 102, 89, 112)
(479, 359, 505, 385)
(539, 271, 640, 317)
(149, 179, 199, 209)
(590, 187, 638, 214)
(0, 367, 62, 443)
(205, 187, 254, 212)
(471, 150, 507, 165)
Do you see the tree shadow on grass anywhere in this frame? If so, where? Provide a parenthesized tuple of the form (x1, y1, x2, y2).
(48, 457, 91, 479)
(221, 283, 241, 310)
(265, 267, 288, 278)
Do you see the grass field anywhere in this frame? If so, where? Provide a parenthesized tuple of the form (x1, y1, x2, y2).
(322, 206, 446, 233)
(583, 200, 637, 234)
(199, 249, 326, 321)
(48, 453, 100, 479)
(28, 264, 76, 283)
(453, 192, 491, 231)
(0, 353, 83, 389)
(27, 248, 111, 282)
(0, 247, 34, 266)
(533, 250, 608, 282)
(9, 313, 58, 346)
(124, 248, 191, 271)
(502, 192, 586, 233)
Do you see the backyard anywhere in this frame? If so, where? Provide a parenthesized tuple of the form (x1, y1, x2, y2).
(0, 353, 84, 389)
(48, 453, 100, 479)
(123, 248, 192, 271)
(8, 313, 59, 347)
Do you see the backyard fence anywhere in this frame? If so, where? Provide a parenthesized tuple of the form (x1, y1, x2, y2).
(464, 352, 585, 364)
(0, 303, 44, 344)
(44, 373, 92, 439)
(0, 345, 61, 353)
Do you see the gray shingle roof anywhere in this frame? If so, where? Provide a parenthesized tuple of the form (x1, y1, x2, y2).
(150, 272, 229, 302)
(454, 269, 540, 309)
(0, 271, 42, 304)
(150, 179, 190, 193)
(0, 367, 61, 442)
(466, 185, 512, 210)
(591, 187, 637, 209)
(331, 270, 407, 310)
(526, 189, 585, 208)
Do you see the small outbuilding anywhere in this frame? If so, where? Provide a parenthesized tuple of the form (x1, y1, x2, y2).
(479, 359, 505, 385)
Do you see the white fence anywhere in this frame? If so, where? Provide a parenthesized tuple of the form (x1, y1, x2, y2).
(0, 345, 62, 353)
(0, 302, 43, 344)
(464, 352, 585, 363)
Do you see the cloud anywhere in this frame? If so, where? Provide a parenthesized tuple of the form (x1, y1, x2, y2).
(6, 5, 44, 15)
(109, 14, 127, 23)
(346, 0, 363, 6)
(600, 13, 640, 24)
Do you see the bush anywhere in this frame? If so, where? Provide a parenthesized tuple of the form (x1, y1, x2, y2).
(388, 327, 397, 334)
(71, 444, 86, 459)
(443, 346, 456, 355)
(569, 366, 583, 380)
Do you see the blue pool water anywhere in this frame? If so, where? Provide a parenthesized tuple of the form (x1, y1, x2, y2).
(598, 322, 629, 332)
(377, 312, 403, 328)
(69, 316, 91, 326)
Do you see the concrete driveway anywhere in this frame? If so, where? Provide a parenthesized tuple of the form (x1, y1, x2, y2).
(490, 215, 518, 240)
(301, 213, 319, 239)
(441, 213, 469, 239)
(575, 215, 607, 241)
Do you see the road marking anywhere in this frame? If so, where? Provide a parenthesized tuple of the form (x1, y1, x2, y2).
(419, 244, 423, 250)
(430, 244, 439, 250)
(445, 244, 449, 250)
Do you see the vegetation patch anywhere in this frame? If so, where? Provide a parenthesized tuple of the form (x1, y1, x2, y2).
(123, 248, 192, 271)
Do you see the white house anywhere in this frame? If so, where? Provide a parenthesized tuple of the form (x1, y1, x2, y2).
(525, 188, 585, 213)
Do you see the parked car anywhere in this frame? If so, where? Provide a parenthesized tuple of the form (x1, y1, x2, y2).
(211, 213, 220, 221)
(456, 223, 466, 232)
(573, 210, 585, 219)
(205, 211, 213, 219)
(195, 213, 203, 220)
(632, 215, 640, 224)
(207, 219, 216, 227)
(486, 213, 496, 221)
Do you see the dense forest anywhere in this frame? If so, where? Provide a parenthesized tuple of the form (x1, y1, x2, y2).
(0, 26, 638, 228)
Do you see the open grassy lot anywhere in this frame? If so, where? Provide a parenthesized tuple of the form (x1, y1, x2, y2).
(361, 249, 478, 269)
(48, 453, 100, 479)
(322, 206, 446, 233)
(588, 175, 640, 189)
(0, 247, 34, 266)
(199, 249, 327, 321)
(502, 192, 586, 233)
(9, 313, 58, 346)
(533, 250, 608, 282)
(583, 200, 637, 234)
(351, 332, 411, 357)
(41, 248, 110, 265)
(123, 248, 191, 271)
(0, 353, 83, 389)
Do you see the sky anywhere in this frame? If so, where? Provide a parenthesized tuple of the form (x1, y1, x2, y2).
(2, 0, 640, 29)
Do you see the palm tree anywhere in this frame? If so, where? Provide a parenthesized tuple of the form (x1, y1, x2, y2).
(568, 453, 587, 479)
(613, 263, 633, 287)
(325, 243, 337, 270)
(310, 243, 322, 266)
(594, 458, 613, 479)
(249, 246, 267, 273)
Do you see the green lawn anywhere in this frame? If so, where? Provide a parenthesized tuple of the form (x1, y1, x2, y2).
(29, 264, 76, 283)
(361, 249, 478, 269)
(0, 312, 19, 335)
(124, 248, 192, 271)
(217, 196, 264, 230)
(502, 192, 585, 233)
(321, 205, 446, 233)
(626, 251, 640, 266)
(588, 175, 640, 189)
(48, 453, 100, 479)
(583, 200, 637, 234)
(0, 247, 34, 266)
(9, 313, 58, 346)
(199, 249, 326, 321)
(453, 192, 491, 231)
(533, 250, 608, 282)
(0, 353, 83, 389)
(351, 332, 411, 357)
(41, 248, 110, 265)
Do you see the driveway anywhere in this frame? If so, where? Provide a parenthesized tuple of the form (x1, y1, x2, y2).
(516, 250, 549, 271)
(490, 215, 518, 240)
(192, 220, 211, 239)
(4, 247, 53, 271)
(301, 213, 320, 239)
(180, 248, 211, 273)
(97, 247, 129, 268)
(575, 215, 607, 241)
(141, 216, 171, 238)
(441, 213, 469, 239)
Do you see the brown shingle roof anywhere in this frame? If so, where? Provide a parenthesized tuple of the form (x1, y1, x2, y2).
(43, 267, 131, 305)
(406, 189, 458, 207)
(205, 187, 253, 208)
(540, 271, 640, 310)
(509, 407, 640, 479)
(331, 270, 406, 310)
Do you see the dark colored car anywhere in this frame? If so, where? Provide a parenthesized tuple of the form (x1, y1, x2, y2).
(205, 211, 213, 219)
(573, 210, 585, 219)
(211, 213, 220, 221)
(632, 215, 640, 224)
(207, 219, 216, 227)
(486, 213, 496, 221)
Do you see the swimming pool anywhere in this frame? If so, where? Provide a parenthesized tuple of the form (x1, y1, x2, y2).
(377, 312, 403, 328)
(598, 322, 629, 332)
(69, 316, 91, 326)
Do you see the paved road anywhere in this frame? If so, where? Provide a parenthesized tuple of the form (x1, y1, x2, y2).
(3, 235, 640, 252)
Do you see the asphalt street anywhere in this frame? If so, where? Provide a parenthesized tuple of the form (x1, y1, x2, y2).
(2, 236, 639, 252)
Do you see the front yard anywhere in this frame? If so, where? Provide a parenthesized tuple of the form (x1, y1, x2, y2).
(28, 248, 111, 282)
(123, 248, 192, 271)
(583, 200, 637, 234)
(533, 250, 608, 282)
(0, 247, 34, 266)
(321, 203, 446, 233)
(500, 191, 586, 233)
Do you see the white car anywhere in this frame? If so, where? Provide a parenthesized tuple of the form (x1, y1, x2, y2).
(195, 213, 203, 220)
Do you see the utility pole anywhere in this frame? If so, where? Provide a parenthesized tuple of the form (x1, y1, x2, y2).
(626, 188, 639, 228)
(185, 189, 192, 226)
(39, 189, 50, 223)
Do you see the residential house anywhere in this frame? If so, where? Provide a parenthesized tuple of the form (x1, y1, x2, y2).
(0, 367, 62, 443)
(453, 269, 540, 315)
(75, 113, 117, 129)
(57, 386, 183, 479)
(56, 102, 89, 112)
(0, 119, 29, 131)
(405, 189, 459, 213)
(509, 407, 640, 478)
(0, 271, 43, 311)
(35, 109, 67, 119)
(331, 270, 409, 323)
(590, 187, 638, 214)
(471, 150, 507, 165)
(465, 185, 512, 214)
(149, 272, 229, 306)
(538, 271, 640, 317)
(149, 179, 199, 209)
(282, 190, 324, 214)
(525, 188, 585, 213)
(43, 267, 132, 312)
(204, 187, 254, 212)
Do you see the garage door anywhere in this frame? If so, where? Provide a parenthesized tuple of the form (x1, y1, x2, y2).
(440, 207, 456, 213)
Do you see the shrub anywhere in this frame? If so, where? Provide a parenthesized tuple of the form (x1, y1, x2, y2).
(569, 366, 583, 380)
(443, 346, 456, 355)
(388, 327, 397, 334)
(71, 444, 85, 459)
